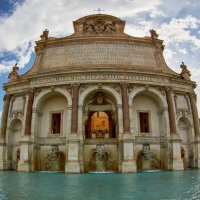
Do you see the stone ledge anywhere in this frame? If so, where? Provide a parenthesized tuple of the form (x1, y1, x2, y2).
(121, 160, 137, 173)
(65, 161, 81, 173)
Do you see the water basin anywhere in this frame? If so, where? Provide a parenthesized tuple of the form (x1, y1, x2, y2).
(0, 170, 200, 200)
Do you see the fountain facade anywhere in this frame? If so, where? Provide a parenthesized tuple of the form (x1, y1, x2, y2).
(44, 146, 61, 171)
(91, 144, 110, 172)
(137, 144, 160, 170)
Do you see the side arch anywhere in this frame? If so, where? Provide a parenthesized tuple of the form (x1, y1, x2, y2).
(33, 87, 72, 110)
(129, 87, 168, 108)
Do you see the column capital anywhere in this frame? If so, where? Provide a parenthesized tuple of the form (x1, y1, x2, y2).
(71, 82, 80, 87)
(165, 86, 173, 93)
(189, 92, 196, 99)
(3, 94, 11, 101)
(28, 88, 35, 94)
(120, 82, 129, 88)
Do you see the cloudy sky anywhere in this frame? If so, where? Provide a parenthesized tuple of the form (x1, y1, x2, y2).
(0, 0, 200, 123)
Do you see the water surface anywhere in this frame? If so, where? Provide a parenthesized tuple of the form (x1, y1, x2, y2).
(0, 170, 200, 200)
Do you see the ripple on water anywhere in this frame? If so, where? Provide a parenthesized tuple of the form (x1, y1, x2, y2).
(0, 170, 200, 200)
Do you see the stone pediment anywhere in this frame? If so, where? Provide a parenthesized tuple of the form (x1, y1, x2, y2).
(73, 14, 125, 36)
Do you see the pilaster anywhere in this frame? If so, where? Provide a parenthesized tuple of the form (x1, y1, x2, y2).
(194, 136, 200, 168)
(165, 87, 184, 170)
(65, 134, 81, 173)
(121, 134, 137, 173)
(18, 136, 33, 172)
(0, 140, 8, 170)
(168, 135, 184, 170)
(65, 84, 81, 173)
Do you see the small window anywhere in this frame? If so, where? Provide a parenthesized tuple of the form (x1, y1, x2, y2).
(139, 112, 150, 133)
(51, 113, 61, 134)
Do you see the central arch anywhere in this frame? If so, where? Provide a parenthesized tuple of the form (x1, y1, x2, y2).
(79, 86, 121, 172)
(83, 92, 117, 139)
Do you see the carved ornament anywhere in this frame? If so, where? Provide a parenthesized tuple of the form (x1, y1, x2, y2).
(8, 63, 19, 81)
(180, 62, 191, 80)
(83, 18, 116, 35)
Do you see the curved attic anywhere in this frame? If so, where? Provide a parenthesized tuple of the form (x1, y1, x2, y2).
(23, 14, 177, 77)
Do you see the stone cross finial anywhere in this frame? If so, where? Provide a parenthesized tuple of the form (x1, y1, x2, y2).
(93, 8, 105, 14)
(180, 62, 191, 80)
(8, 63, 19, 81)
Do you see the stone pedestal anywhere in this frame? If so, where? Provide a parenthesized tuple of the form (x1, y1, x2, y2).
(0, 140, 8, 170)
(169, 135, 184, 170)
(121, 134, 137, 173)
(18, 136, 32, 172)
(65, 135, 81, 173)
(194, 136, 200, 168)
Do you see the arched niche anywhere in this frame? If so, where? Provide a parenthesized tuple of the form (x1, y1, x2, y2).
(8, 118, 22, 170)
(131, 90, 166, 137)
(130, 87, 168, 171)
(178, 116, 194, 168)
(35, 91, 69, 138)
(82, 91, 118, 139)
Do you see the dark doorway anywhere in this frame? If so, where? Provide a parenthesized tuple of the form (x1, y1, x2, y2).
(85, 111, 116, 138)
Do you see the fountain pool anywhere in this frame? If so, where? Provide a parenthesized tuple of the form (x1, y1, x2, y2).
(0, 170, 200, 200)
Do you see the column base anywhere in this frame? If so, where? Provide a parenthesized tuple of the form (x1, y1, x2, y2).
(121, 161, 137, 173)
(195, 158, 200, 168)
(172, 159, 184, 171)
(18, 161, 32, 172)
(0, 161, 8, 170)
(65, 161, 81, 173)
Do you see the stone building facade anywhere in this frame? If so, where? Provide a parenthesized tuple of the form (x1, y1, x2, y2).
(0, 14, 200, 173)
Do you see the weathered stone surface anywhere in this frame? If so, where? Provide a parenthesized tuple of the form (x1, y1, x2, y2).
(1, 13, 199, 174)
(41, 44, 157, 69)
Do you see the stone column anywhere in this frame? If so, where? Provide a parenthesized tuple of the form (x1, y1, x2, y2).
(189, 92, 200, 136)
(0, 94, 11, 170)
(0, 94, 11, 139)
(165, 87, 177, 135)
(189, 92, 200, 168)
(165, 87, 183, 170)
(65, 84, 80, 173)
(18, 89, 35, 172)
(71, 84, 79, 133)
(121, 83, 136, 173)
(121, 83, 130, 133)
(24, 89, 35, 136)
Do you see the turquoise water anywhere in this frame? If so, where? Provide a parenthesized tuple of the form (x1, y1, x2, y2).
(0, 170, 200, 200)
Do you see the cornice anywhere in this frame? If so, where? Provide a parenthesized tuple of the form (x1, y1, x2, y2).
(35, 34, 159, 49)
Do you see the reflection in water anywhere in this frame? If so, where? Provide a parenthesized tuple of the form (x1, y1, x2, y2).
(0, 170, 200, 200)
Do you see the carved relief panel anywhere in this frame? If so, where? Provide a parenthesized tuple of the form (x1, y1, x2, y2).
(83, 18, 116, 35)
(10, 95, 26, 115)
